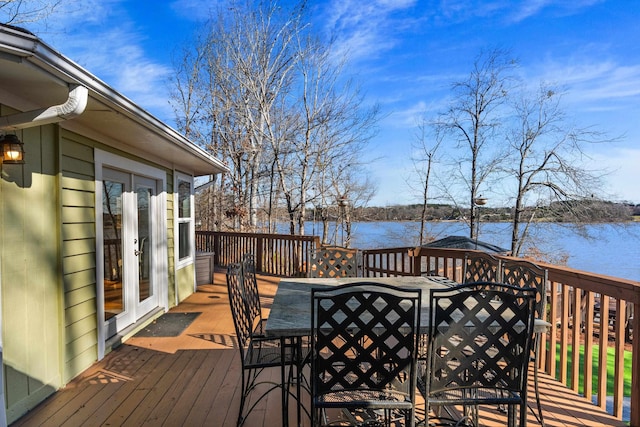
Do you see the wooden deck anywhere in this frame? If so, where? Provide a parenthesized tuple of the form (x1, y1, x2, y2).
(12, 270, 627, 427)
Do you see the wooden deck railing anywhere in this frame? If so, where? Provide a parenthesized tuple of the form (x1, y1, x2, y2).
(196, 231, 320, 277)
(197, 231, 638, 425)
(404, 245, 639, 426)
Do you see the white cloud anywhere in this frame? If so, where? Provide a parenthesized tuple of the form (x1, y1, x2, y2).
(169, 0, 218, 22)
(589, 148, 640, 203)
(520, 56, 640, 143)
(436, 0, 606, 24)
(322, 0, 418, 62)
(21, 1, 176, 121)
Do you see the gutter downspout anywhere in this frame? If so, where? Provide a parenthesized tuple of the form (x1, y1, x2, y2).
(0, 84, 88, 130)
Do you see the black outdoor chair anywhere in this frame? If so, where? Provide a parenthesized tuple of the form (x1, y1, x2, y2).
(311, 282, 421, 426)
(226, 263, 299, 426)
(241, 253, 267, 336)
(463, 251, 502, 283)
(421, 282, 536, 427)
(308, 246, 358, 278)
(501, 259, 550, 426)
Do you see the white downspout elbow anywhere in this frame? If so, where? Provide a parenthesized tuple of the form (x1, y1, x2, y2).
(0, 84, 88, 131)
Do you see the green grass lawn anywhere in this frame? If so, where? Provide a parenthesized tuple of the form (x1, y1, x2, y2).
(551, 343, 632, 397)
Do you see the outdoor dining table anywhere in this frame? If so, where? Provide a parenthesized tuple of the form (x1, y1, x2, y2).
(263, 275, 458, 426)
(265, 276, 458, 339)
(264, 275, 549, 426)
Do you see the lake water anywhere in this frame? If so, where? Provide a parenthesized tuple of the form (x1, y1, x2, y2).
(299, 221, 640, 282)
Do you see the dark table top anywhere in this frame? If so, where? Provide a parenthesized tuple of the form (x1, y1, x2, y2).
(264, 276, 456, 338)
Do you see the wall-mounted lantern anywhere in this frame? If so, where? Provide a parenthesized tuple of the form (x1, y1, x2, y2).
(0, 134, 25, 164)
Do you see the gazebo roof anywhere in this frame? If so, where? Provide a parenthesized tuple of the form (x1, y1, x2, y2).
(423, 235, 509, 254)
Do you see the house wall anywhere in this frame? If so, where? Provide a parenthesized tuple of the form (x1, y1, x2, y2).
(1, 119, 184, 423)
(1, 119, 63, 422)
(176, 264, 195, 304)
(59, 131, 98, 384)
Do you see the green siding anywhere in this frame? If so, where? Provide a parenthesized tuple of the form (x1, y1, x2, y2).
(1, 122, 62, 423)
(176, 264, 194, 304)
(59, 131, 97, 384)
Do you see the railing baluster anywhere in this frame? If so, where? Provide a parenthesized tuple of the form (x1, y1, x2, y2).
(632, 305, 640, 426)
(561, 285, 570, 385)
(548, 281, 558, 378)
(598, 295, 610, 410)
(572, 287, 581, 393)
(584, 291, 595, 401)
(614, 299, 626, 418)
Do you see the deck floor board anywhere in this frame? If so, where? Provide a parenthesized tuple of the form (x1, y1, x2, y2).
(11, 270, 627, 427)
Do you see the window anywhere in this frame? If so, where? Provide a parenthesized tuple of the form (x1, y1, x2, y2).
(177, 175, 193, 262)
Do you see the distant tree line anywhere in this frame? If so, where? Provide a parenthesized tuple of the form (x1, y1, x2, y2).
(306, 200, 637, 223)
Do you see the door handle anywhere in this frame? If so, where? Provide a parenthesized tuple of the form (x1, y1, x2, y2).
(134, 249, 141, 256)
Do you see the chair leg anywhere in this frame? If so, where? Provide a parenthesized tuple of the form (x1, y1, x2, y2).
(533, 356, 545, 426)
(237, 369, 249, 426)
(508, 403, 516, 427)
(529, 335, 545, 426)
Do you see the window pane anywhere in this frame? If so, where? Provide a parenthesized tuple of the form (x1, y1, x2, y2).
(102, 180, 124, 320)
(178, 180, 191, 218)
(179, 222, 190, 259)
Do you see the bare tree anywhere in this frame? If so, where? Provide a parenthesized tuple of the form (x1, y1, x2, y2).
(169, 35, 210, 143)
(0, 0, 63, 25)
(437, 48, 517, 239)
(170, 0, 306, 231)
(504, 83, 609, 256)
(332, 169, 376, 248)
(274, 33, 379, 238)
(170, 1, 378, 236)
(411, 114, 442, 245)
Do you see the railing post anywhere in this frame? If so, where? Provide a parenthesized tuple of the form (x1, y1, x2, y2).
(213, 232, 220, 265)
(631, 302, 639, 427)
(256, 236, 264, 273)
(411, 247, 421, 276)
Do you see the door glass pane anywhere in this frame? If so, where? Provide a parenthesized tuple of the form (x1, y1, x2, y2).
(103, 180, 124, 321)
(137, 185, 153, 303)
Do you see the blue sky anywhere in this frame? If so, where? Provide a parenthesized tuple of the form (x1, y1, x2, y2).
(18, 0, 640, 206)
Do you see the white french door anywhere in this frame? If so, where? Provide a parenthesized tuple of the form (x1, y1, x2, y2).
(102, 168, 160, 338)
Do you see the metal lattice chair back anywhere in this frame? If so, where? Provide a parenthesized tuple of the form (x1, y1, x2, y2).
(241, 253, 265, 335)
(500, 259, 550, 425)
(308, 246, 358, 278)
(311, 282, 421, 426)
(500, 259, 548, 319)
(425, 282, 536, 427)
(225, 263, 300, 426)
(463, 251, 502, 283)
(226, 263, 253, 352)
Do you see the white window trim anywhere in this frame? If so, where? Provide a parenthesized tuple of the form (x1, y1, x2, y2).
(174, 172, 195, 271)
